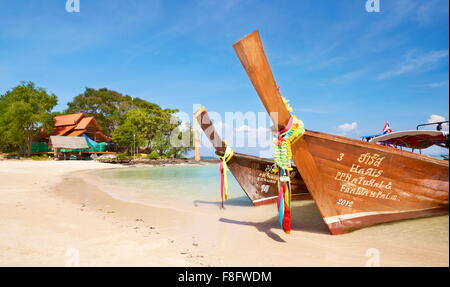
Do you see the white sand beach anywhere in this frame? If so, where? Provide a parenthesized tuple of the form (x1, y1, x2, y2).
(0, 160, 448, 267)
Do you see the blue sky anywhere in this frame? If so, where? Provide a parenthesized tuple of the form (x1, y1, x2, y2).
(0, 0, 448, 157)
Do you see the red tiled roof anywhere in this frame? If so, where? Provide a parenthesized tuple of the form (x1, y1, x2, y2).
(96, 131, 112, 142)
(66, 130, 85, 137)
(54, 113, 84, 127)
(53, 125, 76, 136)
(50, 113, 111, 141)
(75, 116, 99, 130)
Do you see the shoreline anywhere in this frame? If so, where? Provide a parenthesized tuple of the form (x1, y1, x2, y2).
(94, 157, 219, 166)
(0, 160, 448, 266)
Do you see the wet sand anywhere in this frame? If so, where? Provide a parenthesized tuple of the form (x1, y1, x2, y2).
(0, 160, 448, 266)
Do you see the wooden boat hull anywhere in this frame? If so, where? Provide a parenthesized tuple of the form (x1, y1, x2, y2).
(232, 30, 449, 234)
(226, 152, 309, 206)
(296, 131, 448, 234)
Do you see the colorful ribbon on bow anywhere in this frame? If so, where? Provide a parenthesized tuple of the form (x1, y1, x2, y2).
(217, 143, 234, 208)
(272, 109, 305, 233)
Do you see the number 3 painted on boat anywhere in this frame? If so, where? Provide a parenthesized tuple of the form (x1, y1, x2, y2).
(337, 153, 345, 161)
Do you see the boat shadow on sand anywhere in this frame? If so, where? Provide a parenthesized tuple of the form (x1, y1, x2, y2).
(219, 202, 330, 242)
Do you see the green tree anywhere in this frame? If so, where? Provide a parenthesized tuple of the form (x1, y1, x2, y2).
(130, 97, 180, 147)
(0, 82, 57, 156)
(70, 87, 188, 155)
(112, 108, 193, 157)
(165, 122, 194, 158)
(150, 132, 172, 156)
(66, 88, 177, 137)
(66, 88, 133, 136)
(112, 109, 152, 153)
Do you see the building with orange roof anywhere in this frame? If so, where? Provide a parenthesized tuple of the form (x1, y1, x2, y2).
(34, 113, 111, 143)
(52, 113, 111, 142)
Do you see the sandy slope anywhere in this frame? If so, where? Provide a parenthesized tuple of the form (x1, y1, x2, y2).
(0, 160, 448, 266)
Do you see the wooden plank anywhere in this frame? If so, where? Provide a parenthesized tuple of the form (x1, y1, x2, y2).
(193, 109, 201, 161)
(233, 30, 290, 129)
(195, 106, 226, 154)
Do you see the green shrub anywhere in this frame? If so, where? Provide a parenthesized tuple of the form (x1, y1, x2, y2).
(147, 151, 160, 159)
(30, 154, 50, 160)
(116, 153, 129, 160)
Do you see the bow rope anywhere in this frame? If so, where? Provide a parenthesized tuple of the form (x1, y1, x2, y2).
(272, 96, 305, 233)
(217, 142, 234, 208)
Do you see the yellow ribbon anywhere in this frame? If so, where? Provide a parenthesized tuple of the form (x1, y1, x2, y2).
(217, 143, 234, 204)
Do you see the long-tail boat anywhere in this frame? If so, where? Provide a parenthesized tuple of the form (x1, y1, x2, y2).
(232, 30, 449, 234)
(362, 120, 449, 152)
(194, 106, 310, 206)
(369, 130, 449, 151)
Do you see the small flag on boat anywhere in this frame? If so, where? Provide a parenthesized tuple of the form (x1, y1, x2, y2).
(382, 121, 392, 134)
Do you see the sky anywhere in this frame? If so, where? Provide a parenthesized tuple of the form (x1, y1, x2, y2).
(0, 0, 448, 157)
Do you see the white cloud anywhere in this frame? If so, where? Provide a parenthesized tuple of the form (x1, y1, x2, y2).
(416, 0, 449, 26)
(427, 115, 448, 130)
(426, 81, 449, 88)
(234, 125, 271, 148)
(377, 50, 449, 80)
(337, 122, 358, 135)
(428, 114, 446, 124)
(326, 69, 367, 84)
(236, 124, 250, 132)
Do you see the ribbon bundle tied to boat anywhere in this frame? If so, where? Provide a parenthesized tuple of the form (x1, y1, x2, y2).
(272, 97, 305, 233)
(217, 143, 234, 208)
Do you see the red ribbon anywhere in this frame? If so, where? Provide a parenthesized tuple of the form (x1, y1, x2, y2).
(219, 161, 225, 208)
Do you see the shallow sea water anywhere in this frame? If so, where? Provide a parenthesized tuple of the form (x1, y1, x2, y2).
(90, 165, 253, 209)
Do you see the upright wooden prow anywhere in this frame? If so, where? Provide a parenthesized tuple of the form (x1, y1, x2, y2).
(193, 110, 201, 161)
(233, 30, 323, 214)
(233, 30, 290, 129)
(194, 106, 226, 155)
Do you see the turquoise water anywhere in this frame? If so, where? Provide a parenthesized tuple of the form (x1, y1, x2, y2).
(91, 165, 252, 207)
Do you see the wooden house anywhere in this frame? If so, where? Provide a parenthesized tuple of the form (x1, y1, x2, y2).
(51, 113, 111, 142)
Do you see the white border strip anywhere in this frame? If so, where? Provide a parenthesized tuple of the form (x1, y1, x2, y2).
(252, 196, 278, 203)
(252, 193, 309, 203)
(324, 207, 443, 224)
(369, 130, 448, 143)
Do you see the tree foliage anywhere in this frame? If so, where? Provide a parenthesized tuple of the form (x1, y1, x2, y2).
(69, 88, 191, 156)
(65, 88, 180, 140)
(0, 84, 192, 158)
(0, 82, 57, 155)
(66, 88, 133, 136)
(165, 122, 194, 158)
(112, 109, 152, 152)
(112, 108, 193, 157)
